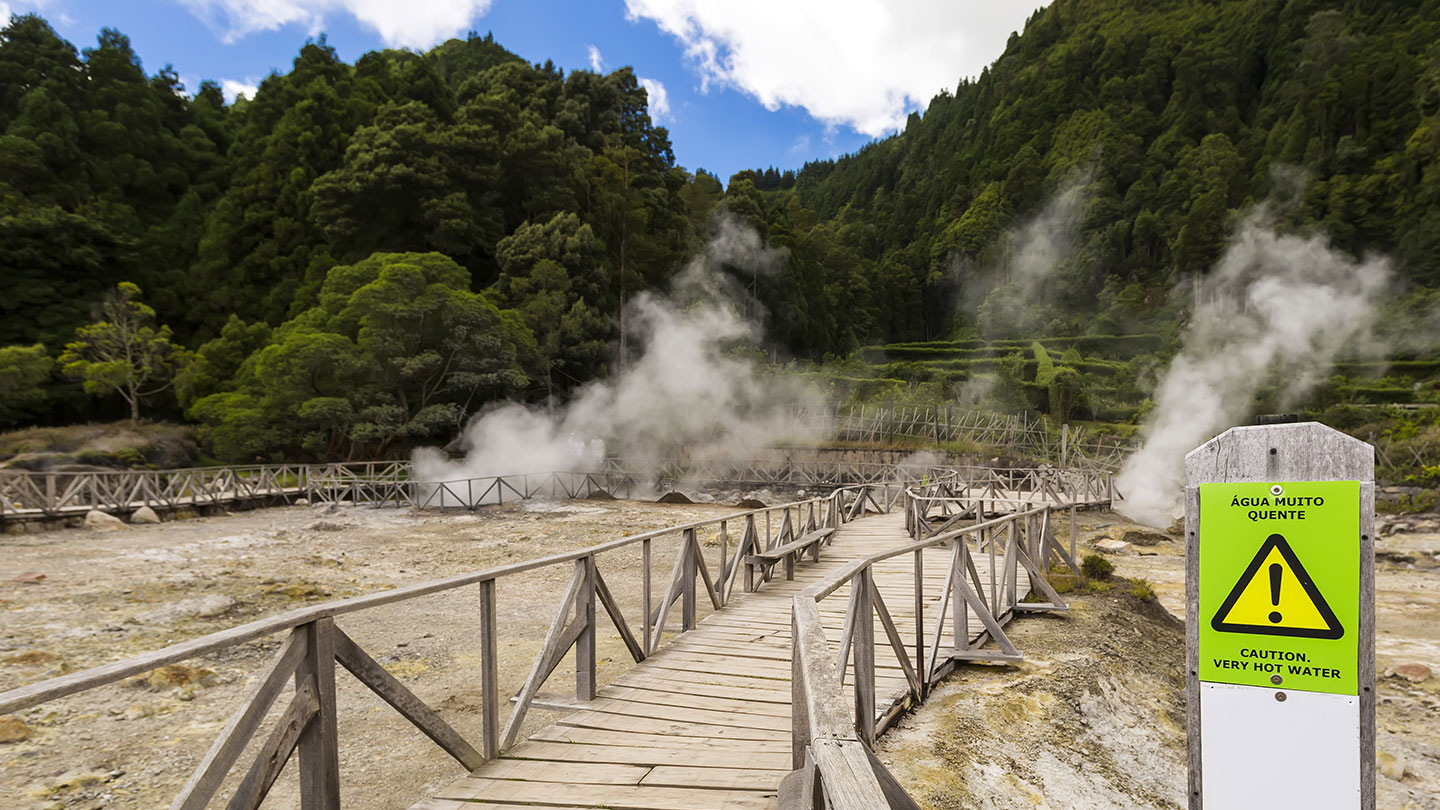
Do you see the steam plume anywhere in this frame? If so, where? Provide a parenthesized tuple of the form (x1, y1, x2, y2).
(413, 217, 820, 499)
(1117, 209, 1393, 526)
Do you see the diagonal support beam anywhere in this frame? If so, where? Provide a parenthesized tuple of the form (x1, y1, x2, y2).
(331, 627, 483, 770)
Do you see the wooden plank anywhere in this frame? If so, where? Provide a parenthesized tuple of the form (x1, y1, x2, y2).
(472, 758, 650, 785)
(435, 778, 775, 809)
(331, 627, 482, 770)
(504, 740, 792, 770)
(556, 710, 785, 741)
(170, 629, 305, 810)
(477, 578, 499, 760)
(294, 618, 339, 810)
(641, 765, 787, 790)
(597, 684, 790, 717)
(527, 725, 791, 752)
(569, 696, 791, 731)
(227, 680, 318, 810)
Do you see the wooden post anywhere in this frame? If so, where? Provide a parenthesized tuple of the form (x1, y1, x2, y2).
(914, 548, 925, 698)
(576, 557, 596, 700)
(719, 521, 728, 607)
(477, 579, 499, 760)
(1069, 504, 1078, 567)
(682, 530, 697, 631)
(853, 569, 876, 747)
(296, 618, 340, 810)
(1184, 423, 1374, 810)
(642, 538, 652, 655)
(952, 541, 967, 653)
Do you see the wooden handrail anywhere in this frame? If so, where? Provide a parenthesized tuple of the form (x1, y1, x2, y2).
(785, 477, 1114, 810)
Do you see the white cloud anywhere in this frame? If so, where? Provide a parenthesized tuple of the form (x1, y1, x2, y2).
(588, 44, 605, 72)
(624, 0, 1046, 136)
(221, 77, 260, 102)
(1, 1, 50, 23)
(639, 76, 670, 121)
(181, 0, 495, 49)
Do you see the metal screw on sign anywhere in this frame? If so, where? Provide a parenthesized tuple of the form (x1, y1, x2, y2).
(1271, 484, 1284, 496)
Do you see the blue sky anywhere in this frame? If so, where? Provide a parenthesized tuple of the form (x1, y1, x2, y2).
(4, 0, 1047, 182)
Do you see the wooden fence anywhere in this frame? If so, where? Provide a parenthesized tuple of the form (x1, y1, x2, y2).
(0, 481, 903, 810)
(785, 483, 1111, 809)
(0, 456, 940, 522)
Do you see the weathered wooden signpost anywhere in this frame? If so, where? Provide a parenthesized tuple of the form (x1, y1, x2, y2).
(1185, 422, 1374, 809)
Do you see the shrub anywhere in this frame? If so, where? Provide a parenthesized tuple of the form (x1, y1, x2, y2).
(1081, 553, 1114, 580)
(1128, 578, 1156, 600)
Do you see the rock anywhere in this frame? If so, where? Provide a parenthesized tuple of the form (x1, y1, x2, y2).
(294, 498, 310, 506)
(122, 664, 216, 691)
(135, 595, 236, 625)
(1168, 516, 1185, 535)
(120, 703, 157, 721)
(2, 650, 58, 665)
(129, 506, 160, 524)
(307, 521, 346, 532)
(1394, 663, 1431, 683)
(1121, 529, 1171, 547)
(735, 498, 767, 509)
(0, 715, 31, 743)
(1377, 750, 1408, 781)
(582, 490, 616, 501)
(656, 491, 693, 504)
(83, 510, 128, 531)
(8, 571, 45, 584)
(1095, 538, 1132, 555)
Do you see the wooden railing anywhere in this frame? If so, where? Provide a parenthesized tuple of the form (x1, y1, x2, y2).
(0, 461, 407, 519)
(0, 456, 951, 520)
(0, 480, 902, 810)
(784, 484, 1111, 809)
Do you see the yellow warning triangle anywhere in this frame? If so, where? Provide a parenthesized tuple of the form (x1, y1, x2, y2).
(1211, 533, 1343, 640)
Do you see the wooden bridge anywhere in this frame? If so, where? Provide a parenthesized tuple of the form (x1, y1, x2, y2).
(0, 465, 1112, 810)
(0, 456, 1111, 524)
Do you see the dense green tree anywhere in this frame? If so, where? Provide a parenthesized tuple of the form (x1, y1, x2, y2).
(0, 343, 53, 425)
(190, 253, 531, 460)
(58, 282, 188, 422)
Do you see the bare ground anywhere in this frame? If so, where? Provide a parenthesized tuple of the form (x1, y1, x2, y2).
(879, 511, 1440, 809)
(0, 497, 753, 810)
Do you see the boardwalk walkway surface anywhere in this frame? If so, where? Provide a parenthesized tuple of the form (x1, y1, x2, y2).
(414, 510, 1006, 810)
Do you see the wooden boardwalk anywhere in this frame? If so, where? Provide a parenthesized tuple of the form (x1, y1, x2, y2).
(414, 510, 1002, 810)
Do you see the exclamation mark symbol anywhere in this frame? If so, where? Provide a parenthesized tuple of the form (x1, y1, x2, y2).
(1268, 563, 1283, 624)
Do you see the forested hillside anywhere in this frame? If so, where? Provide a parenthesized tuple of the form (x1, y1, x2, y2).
(3, 0, 1439, 463)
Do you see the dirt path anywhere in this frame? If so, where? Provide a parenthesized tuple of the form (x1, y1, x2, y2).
(0, 498, 749, 810)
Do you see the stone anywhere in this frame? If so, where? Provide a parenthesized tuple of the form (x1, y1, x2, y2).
(2, 650, 58, 665)
(1377, 750, 1408, 781)
(1394, 663, 1431, 683)
(122, 664, 216, 691)
(294, 498, 310, 506)
(83, 510, 128, 531)
(1121, 529, 1171, 547)
(0, 715, 31, 743)
(9, 571, 45, 584)
(129, 506, 160, 524)
(135, 595, 236, 625)
(1095, 538, 1132, 555)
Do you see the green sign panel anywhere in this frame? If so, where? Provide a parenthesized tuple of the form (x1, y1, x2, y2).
(1198, 480, 1360, 695)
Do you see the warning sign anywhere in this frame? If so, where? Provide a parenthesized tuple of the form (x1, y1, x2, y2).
(1211, 533, 1343, 639)
(1198, 481, 1360, 695)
